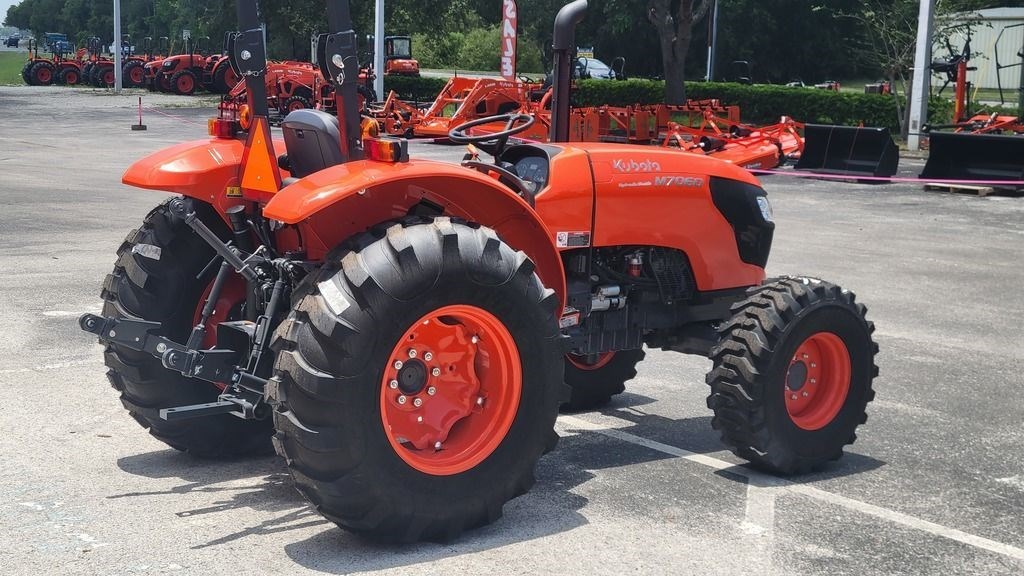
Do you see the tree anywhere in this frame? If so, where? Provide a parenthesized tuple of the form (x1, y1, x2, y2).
(647, 0, 712, 104)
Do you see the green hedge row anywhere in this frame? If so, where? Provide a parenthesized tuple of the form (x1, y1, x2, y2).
(383, 76, 449, 103)
(576, 79, 955, 133)
(380, 75, 967, 134)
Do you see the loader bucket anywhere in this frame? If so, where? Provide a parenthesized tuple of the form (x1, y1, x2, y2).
(795, 124, 899, 178)
(920, 132, 1024, 188)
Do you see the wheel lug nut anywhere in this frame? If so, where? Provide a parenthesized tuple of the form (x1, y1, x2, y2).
(471, 335, 479, 344)
(477, 396, 485, 406)
(408, 348, 417, 359)
(810, 378, 817, 384)
(423, 352, 433, 361)
(394, 360, 403, 370)
(417, 416, 423, 423)
(413, 398, 423, 407)
(389, 379, 398, 389)
(790, 394, 798, 400)
(431, 367, 441, 377)
(397, 395, 407, 405)
(802, 391, 809, 397)
(810, 363, 817, 368)
(427, 386, 436, 396)
(434, 441, 442, 451)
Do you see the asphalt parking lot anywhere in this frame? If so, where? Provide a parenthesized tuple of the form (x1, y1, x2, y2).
(1, 85, 1022, 575)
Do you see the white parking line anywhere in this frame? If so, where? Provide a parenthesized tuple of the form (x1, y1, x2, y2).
(559, 414, 1024, 563)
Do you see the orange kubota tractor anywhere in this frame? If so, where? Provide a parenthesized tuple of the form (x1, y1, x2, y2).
(81, 0, 879, 543)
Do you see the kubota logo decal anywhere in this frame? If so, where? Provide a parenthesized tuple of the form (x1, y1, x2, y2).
(613, 159, 662, 173)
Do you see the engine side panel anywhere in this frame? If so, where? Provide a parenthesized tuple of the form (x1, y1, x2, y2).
(580, 144, 766, 291)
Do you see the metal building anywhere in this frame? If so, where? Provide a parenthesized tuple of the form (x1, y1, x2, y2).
(940, 7, 1024, 94)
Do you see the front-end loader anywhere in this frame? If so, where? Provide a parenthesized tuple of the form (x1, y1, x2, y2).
(81, 0, 879, 543)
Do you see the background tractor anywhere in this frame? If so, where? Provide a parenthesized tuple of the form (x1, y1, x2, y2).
(81, 0, 878, 544)
(154, 35, 213, 95)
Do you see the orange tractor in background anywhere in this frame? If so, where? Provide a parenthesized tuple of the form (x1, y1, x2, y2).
(81, 0, 879, 544)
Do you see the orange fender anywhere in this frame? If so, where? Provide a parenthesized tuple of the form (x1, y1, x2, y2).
(264, 159, 566, 306)
(121, 137, 287, 216)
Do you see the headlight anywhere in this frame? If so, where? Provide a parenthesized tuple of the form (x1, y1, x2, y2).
(162, 60, 174, 69)
(756, 195, 774, 222)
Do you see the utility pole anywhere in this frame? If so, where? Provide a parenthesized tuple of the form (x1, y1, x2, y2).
(907, 0, 935, 150)
(113, 0, 122, 93)
(374, 0, 384, 100)
(705, 0, 719, 81)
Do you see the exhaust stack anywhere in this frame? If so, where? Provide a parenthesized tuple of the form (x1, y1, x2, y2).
(550, 0, 588, 143)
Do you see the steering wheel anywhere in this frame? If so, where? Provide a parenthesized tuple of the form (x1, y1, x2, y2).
(448, 113, 536, 158)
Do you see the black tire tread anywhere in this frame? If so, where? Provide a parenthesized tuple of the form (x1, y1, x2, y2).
(706, 276, 879, 474)
(269, 217, 565, 542)
(561, 349, 645, 411)
(100, 199, 274, 458)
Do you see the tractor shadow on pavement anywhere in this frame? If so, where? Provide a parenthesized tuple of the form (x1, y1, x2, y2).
(113, 450, 330, 548)
(110, 389, 883, 570)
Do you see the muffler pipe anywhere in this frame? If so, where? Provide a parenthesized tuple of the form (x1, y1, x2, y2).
(550, 0, 588, 142)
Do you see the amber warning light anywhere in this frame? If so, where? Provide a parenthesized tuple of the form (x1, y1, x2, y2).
(364, 137, 410, 163)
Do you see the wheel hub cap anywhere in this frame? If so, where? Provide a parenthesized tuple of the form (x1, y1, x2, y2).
(785, 331, 852, 431)
(380, 305, 521, 476)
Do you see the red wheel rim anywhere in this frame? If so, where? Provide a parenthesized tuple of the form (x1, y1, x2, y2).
(785, 332, 851, 430)
(66, 71, 78, 84)
(287, 99, 307, 112)
(380, 305, 521, 476)
(567, 352, 615, 371)
(130, 66, 144, 83)
(37, 68, 51, 83)
(177, 75, 193, 93)
(103, 70, 114, 85)
(192, 275, 247, 388)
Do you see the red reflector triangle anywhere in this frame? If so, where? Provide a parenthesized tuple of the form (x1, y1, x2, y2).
(240, 116, 282, 195)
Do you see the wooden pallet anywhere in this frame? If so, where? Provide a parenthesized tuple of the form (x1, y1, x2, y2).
(924, 183, 997, 196)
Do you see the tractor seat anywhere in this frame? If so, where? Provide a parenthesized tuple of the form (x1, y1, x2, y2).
(280, 109, 345, 179)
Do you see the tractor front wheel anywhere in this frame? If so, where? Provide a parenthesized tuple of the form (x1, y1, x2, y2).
(706, 277, 878, 474)
(561, 349, 645, 411)
(59, 67, 80, 86)
(101, 199, 273, 457)
(170, 70, 197, 95)
(282, 95, 312, 114)
(270, 218, 564, 542)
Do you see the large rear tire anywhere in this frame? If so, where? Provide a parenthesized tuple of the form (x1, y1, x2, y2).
(29, 62, 55, 86)
(561, 349, 645, 411)
(270, 218, 564, 542)
(123, 60, 145, 87)
(59, 67, 81, 86)
(706, 277, 878, 474)
(101, 199, 274, 458)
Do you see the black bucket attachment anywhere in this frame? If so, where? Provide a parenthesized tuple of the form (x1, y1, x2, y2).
(920, 131, 1024, 188)
(795, 124, 900, 178)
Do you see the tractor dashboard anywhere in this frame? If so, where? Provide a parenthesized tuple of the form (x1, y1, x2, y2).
(499, 144, 560, 192)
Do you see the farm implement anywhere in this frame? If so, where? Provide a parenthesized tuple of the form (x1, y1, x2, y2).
(921, 31, 1024, 188)
(81, 0, 878, 543)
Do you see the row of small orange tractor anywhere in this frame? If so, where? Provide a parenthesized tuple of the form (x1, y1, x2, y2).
(21, 34, 243, 95)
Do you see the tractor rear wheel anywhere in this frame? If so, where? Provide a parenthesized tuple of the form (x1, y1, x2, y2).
(59, 67, 81, 86)
(123, 61, 145, 87)
(270, 218, 564, 542)
(101, 199, 274, 458)
(561, 349, 645, 411)
(170, 70, 197, 95)
(30, 62, 55, 86)
(22, 61, 35, 85)
(706, 277, 878, 474)
(212, 62, 240, 93)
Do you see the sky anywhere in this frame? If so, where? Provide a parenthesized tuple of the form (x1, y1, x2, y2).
(1, 0, 18, 27)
